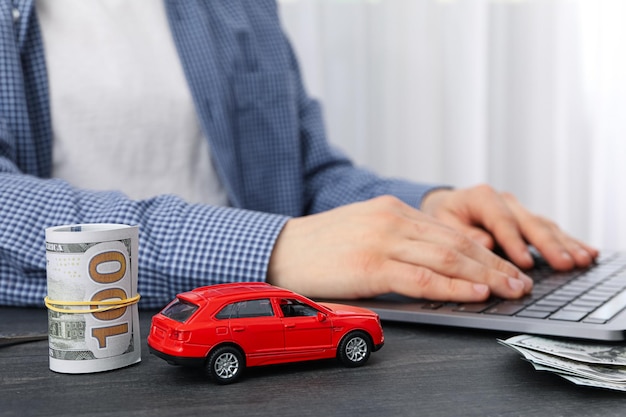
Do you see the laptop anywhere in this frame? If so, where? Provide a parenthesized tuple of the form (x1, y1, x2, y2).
(335, 250, 626, 341)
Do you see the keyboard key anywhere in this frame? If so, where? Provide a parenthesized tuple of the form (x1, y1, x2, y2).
(516, 310, 551, 319)
(562, 282, 595, 293)
(590, 287, 622, 297)
(549, 310, 588, 322)
(484, 302, 526, 316)
(585, 289, 626, 322)
(551, 288, 586, 298)
(542, 294, 575, 304)
(514, 294, 539, 305)
(453, 302, 496, 313)
(583, 317, 609, 324)
(561, 304, 594, 313)
(585, 289, 615, 300)
(577, 295, 609, 304)
(606, 274, 626, 287)
(569, 299, 603, 309)
(530, 303, 562, 312)
(531, 283, 560, 296)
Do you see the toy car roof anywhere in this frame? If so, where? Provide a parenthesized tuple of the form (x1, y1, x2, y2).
(177, 282, 299, 304)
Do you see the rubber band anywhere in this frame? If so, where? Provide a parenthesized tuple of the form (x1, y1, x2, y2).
(44, 294, 141, 314)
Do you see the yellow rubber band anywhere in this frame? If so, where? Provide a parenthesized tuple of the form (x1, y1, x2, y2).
(44, 294, 141, 314)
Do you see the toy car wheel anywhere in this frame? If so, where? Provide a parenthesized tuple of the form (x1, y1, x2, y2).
(206, 346, 245, 384)
(337, 331, 372, 367)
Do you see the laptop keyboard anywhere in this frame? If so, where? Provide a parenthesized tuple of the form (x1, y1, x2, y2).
(447, 252, 626, 323)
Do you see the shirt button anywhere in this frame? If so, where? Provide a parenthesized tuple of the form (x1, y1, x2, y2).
(12, 8, 20, 22)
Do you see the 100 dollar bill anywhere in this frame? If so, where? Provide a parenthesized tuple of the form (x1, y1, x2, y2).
(46, 224, 141, 374)
(499, 334, 626, 391)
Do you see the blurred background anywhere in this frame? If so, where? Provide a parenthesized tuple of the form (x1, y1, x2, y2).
(277, 0, 626, 251)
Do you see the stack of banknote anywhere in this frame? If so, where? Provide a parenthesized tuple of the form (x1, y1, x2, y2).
(499, 334, 626, 391)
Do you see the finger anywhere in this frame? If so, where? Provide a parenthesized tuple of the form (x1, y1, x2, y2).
(418, 186, 535, 269)
(383, 260, 492, 303)
(389, 240, 533, 299)
(466, 194, 536, 270)
(429, 211, 496, 249)
(398, 213, 528, 278)
(566, 239, 599, 266)
(503, 194, 599, 270)
(393, 202, 492, 249)
(363, 195, 533, 297)
(407, 192, 537, 272)
(384, 259, 533, 303)
(530, 227, 596, 270)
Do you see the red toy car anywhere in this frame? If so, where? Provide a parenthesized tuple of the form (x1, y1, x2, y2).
(147, 283, 384, 384)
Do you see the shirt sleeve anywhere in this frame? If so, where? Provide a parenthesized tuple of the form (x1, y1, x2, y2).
(0, 170, 288, 308)
(0, 0, 445, 309)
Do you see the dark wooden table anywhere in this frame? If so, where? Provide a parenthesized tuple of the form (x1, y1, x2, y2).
(1, 306, 624, 417)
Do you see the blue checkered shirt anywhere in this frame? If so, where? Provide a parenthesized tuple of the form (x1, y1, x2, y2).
(0, 0, 436, 308)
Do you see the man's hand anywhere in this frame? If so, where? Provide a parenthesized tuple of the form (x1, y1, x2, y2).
(267, 194, 534, 302)
(420, 184, 598, 271)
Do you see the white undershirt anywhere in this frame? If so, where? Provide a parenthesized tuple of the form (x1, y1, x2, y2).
(37, 0, 229, 205)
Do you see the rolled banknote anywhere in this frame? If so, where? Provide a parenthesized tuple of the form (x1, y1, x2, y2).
(45, 224, 141, 373)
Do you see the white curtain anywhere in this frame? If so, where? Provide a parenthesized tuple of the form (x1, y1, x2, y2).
(278, 0, 626, 251)
(578, 1, 626, 250)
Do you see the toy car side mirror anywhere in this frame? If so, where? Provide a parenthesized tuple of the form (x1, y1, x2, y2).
(317, 312, 327, 322)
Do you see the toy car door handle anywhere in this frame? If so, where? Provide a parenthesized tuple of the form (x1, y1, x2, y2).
(232, 326, 245, 332)
(284, 323, 296, 329)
